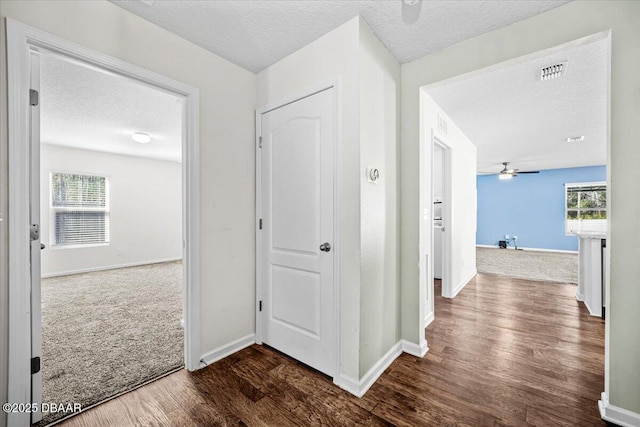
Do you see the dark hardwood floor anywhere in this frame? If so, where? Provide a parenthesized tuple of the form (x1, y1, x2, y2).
(59, 274, 605, 426)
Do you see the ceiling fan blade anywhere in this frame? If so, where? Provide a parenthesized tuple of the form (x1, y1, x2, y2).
(517, 171, 540, 174)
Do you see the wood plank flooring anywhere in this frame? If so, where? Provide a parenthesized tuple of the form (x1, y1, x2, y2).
(59, 274, 605, 426)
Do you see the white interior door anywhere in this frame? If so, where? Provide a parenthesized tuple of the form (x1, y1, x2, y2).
(259, 87, 335, 377)
(30, 51, 43, 424)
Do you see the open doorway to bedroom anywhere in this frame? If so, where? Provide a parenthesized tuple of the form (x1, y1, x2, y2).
(37, 53, 184, 425)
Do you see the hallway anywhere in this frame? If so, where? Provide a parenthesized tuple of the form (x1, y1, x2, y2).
(56, 273, 605, 426)
(427, 275, 605, 425)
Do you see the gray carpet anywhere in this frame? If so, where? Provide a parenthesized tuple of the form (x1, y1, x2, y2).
(40, 261, 183, 425)
(476, 247, 578, 284)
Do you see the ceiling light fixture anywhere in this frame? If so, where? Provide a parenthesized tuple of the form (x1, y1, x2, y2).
(498, 173, 513, 180)
(132, 132, 151, 144)
(565, 136, 585, 143)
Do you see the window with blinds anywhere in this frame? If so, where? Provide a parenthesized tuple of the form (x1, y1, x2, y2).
(565, 182, 606, 234)
(51, 173, 110, 246)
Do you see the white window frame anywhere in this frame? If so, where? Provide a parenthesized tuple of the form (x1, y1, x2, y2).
(49, 172, 110, 248)
(565, 181, 607, 235)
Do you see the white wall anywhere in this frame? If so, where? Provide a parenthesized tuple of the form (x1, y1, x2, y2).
(358, 20, 400, 377)
(421, 93, 477, 314)
(401, 0, 640, 416)
(0, 1, 257, 407)
(40, 145, 182, 277)
(256, 17, 362, 381)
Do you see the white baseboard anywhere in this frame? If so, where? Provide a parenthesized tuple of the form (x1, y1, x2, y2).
(337, 341, 402, 398)
(476, 244, 578, 254)
(360, 342, 404, 397)
(41, 257, 182, 278)
(576, 292, 584, 301)
(401, 339, 429, 358)
(584, 300, 602, 318)
(450, 269, 477, 299)
(599, 392, 640, 427)
(199, 333, 255, 368)
(335, 373, 362, 397)
(424, 311, 435, 328)
(336, 338, 429, 398)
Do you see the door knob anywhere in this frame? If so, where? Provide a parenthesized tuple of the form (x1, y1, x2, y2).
(41, 243, 45, 250)
(319, 242, 331, 252)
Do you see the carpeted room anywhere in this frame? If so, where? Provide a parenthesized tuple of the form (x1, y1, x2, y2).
(36, 53, 186, 425)
(40, 262, 183, 425)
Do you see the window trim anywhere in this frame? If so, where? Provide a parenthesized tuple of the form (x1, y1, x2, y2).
(565, 180, 606, 235)
(49, 172, 111, 247)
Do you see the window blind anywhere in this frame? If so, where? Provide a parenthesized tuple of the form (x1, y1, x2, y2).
(51, 173, 109, 246)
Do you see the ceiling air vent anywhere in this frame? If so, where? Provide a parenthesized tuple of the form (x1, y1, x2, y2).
(540, 61, 567, 81)
(437, 113, 448, 135)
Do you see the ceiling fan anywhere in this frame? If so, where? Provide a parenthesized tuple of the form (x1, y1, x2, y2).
(482, 162, 540, 179)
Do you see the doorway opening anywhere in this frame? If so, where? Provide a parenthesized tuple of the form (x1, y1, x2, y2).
(418, 29, 610, 425)
(7, 20, 201, 427)
(431, 137, 452, 302)
(36, 52, 184, 425)
(419, 30, 610, 327)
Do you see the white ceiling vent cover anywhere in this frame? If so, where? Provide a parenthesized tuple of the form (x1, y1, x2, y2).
(540, 61, 568, 81)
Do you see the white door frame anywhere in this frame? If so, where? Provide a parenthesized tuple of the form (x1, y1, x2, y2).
(255, 77, 342, 380)
(6, 18, 201, 425)
(432, 136, 453, 299)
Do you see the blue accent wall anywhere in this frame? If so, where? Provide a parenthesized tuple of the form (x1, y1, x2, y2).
(476, 165, 606, 251)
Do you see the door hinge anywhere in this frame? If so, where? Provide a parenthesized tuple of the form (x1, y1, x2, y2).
(259, 300, 263, 312)
(259, 219, 262, 230)
(258, 136, 263, 148)
(30, 224, 40, 241)
(31, 356, 41, 375)
(30, 89, 39, 106)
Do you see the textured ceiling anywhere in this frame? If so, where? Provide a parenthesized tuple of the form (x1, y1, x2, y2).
(427, 36, 608, 173)
(110, 0, 571, 73)
(41, 54, 182, 162)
